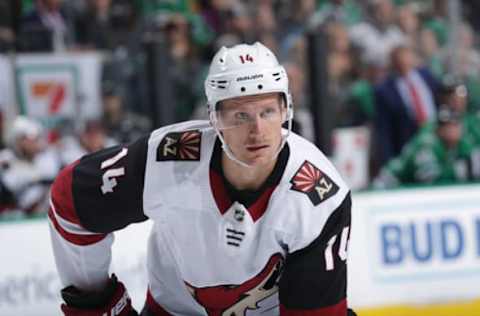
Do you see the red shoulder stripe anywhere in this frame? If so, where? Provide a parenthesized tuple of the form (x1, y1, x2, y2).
(51, 161, 81, 224)
(280, 299, 347, 316)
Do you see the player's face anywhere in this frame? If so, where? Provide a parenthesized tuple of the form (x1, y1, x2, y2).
(17, 136, 43, 160)
(219, 93, 285, 166)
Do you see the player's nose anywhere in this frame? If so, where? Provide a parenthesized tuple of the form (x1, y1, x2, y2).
(248, 115, 265, 134)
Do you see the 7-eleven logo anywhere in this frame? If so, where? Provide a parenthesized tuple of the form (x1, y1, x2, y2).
(30, 81, 66, 114)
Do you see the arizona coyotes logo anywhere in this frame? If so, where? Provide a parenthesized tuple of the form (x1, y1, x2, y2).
(156, 130, 201, 161)
(185, 254, 283, 316)
(290, 160, 339, 206)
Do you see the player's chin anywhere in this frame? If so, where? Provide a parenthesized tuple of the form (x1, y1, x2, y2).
(244, 149, 274, 166)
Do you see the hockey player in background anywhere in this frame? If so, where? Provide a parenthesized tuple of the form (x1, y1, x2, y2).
(0, 116, 60, 215)
(48, 42, 355, 316)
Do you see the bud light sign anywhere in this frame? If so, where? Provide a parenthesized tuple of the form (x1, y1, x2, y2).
(370, 202, 480, 281)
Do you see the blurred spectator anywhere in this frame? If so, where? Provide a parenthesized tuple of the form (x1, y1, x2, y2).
(466, 111, 480, 152)
(0, 0, 18, 52)
(343, 61, 378, 126)
(254, 0, 277, 36)
(311, 0, 364, 27)
(441, 23, 480, 113)
(349, 0, 406, 67)
(58, 118, 115, 166)
(450, 23, 480, 77)
(437, 77, 480, 148)
(252, 1, 279, 54)
(373, 105, 480, 188)
(101, 83, 151, 143)
(396, 3, 420, 50)
(374, 44, 440, 169)
(422, 0, 448, 48)
(284, 62, 314, 141)
(283, 35, 307, 71)
(223, 1, 254, 43)
(197, 0, 223, 39)
(436, 77, 468, 113)
(17, 0, 75, 52)
(326, 22, 352, 87)
(74, 0, 135, 50)
(164, 14, 205, 122)
(418, 27, 443, 77)
(0, 116, 60, 215)
(141, 0, 214, 48)
(323, 22, 357, 126)
(278, 0, 316, 60)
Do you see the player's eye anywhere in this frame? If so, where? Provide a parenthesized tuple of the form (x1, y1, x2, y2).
(234, 112, 251, 122)
(261, 107, 279, 119)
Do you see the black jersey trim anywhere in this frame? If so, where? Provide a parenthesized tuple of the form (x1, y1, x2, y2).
(279, 192, 352, 309)
(72, 135, 150, 233)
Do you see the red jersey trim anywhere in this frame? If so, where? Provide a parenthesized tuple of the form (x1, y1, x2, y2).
(209, 170, 231, 215)
(49, 160, 106, 245)
(51, 161, 81, 225)
(209, 169, 278, 222)
(145, 289, 173, 316)
(280, 299, 347, 316)
(248, 186, 276, 222)
(48, 207, 106, 245)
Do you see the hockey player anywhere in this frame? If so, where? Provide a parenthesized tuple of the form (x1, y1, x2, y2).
(49, 42, 354, 316)
(0, 116, 60, 215)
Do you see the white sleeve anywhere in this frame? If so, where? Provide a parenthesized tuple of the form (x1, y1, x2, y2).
(47, 162, 112, 291)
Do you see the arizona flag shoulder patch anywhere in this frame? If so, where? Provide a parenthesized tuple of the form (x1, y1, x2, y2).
(156, 130, 201, 161)
(290, 160, 339, 206)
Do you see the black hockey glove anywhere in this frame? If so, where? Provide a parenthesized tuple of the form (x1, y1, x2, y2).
(60, 274, 138, 316)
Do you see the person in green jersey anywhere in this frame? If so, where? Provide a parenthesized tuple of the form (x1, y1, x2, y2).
(437, 78, 480, 146)
(373, 105, 480, 188)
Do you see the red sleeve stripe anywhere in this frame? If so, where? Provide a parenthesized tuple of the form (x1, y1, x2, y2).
(50, 161, 81, 225)
(280, 299, 347, 316)
(49, 198, 97, 235)
(48, 207, 106, 246)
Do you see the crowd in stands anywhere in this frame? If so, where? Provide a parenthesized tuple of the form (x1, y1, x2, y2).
(1, 0, 480, 219)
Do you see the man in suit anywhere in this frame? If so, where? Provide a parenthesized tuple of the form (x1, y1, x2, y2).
(374, 44, 440, 170)
(18, 0, 74, 52)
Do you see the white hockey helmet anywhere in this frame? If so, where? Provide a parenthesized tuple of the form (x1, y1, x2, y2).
(205, 42, 292, 117)
(205, 42, 293, 167)
(7, 116, 43, 144)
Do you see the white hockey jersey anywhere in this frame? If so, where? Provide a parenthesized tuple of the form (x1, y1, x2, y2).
(48, 120, 352, 316)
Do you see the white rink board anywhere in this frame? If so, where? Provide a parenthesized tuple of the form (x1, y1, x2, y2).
(347, 184, 480, 308)
(1, 184, 480, 315)
(0, 220, 152, 316)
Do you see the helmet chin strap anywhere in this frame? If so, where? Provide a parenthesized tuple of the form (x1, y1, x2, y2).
(213, 116, 292, 169)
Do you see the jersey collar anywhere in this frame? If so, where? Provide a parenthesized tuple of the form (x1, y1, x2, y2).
(209, 138, 289, 222)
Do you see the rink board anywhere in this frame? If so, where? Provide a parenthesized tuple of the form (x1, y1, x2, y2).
(356, 298, 480, 316)
(0, 184, 479, 315)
